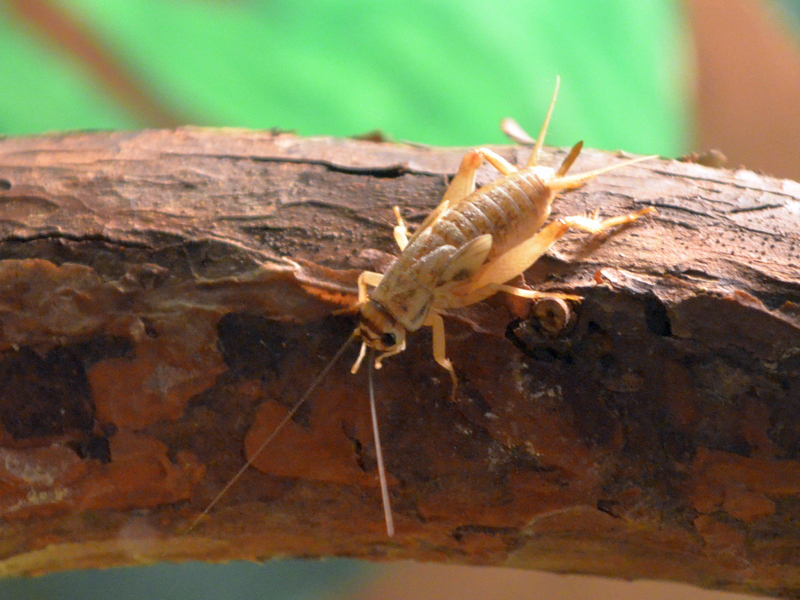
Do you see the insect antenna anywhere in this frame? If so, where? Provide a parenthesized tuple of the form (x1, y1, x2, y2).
(184, 332, 357, 534)
(368, 349, 395, 536)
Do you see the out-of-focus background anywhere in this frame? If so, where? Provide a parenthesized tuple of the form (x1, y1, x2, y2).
(0, 0, 798, 598)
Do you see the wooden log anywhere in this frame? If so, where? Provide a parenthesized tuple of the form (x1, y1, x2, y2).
(0, 129, 798, 596)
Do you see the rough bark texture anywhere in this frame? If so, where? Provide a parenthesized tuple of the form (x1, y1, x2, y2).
(0, 129, 799, 596)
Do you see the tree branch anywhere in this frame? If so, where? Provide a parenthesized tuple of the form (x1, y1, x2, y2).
(0, 129, 799, 596)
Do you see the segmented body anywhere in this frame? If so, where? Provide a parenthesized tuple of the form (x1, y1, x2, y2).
(371, 166, 554, 331)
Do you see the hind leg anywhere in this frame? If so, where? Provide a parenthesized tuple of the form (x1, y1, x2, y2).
(444, 207, 655, 307)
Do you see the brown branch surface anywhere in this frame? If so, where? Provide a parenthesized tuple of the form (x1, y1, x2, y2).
(0, 129, 799, 596)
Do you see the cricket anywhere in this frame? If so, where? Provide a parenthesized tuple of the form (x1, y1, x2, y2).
(189, 77, 656, 537)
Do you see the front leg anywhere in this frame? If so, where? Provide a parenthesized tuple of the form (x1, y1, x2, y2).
(357, 270, 384, 304)
(423, 310, 458, 399)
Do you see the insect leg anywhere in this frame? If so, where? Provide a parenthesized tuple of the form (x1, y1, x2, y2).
(444, 147, 517, 202)
(450, 282, 581, 308)
(358, 270, 384, 304)
(392, 206, 409, 250)
(424, 310, 458, 397)
(403, 148, 519, 249)
(461, 219, 573, 297)
(560, 207, 656, 233)
(449, 207, 654, 305)
(352, 270, 386, 373)
(373, 339, 407, 370)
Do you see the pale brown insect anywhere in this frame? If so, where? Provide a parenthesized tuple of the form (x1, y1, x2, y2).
(188, 77, 656, 537)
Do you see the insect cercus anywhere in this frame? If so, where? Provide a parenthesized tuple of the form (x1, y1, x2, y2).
(190, 77, 656, 537)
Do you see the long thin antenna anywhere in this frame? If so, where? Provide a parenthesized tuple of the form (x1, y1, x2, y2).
(369, 350, 394, 536)
(185, 333, 357, 534)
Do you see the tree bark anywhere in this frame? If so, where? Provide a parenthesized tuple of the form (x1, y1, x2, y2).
(0, 129, 799, 596)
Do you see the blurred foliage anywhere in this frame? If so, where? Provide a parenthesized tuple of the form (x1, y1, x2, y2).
(1, 0, 689, 155)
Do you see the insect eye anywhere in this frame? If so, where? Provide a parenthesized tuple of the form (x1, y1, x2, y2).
(380, 332, 396, 347)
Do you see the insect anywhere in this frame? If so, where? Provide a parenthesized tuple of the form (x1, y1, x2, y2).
(188, 77, 656, 537)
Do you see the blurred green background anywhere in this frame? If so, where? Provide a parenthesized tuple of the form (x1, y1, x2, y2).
(0, 1, 690, 599)
(0, 0, 690, 154)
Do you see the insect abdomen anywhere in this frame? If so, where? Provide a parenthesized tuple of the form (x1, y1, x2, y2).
(451, 168, 554, 258)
